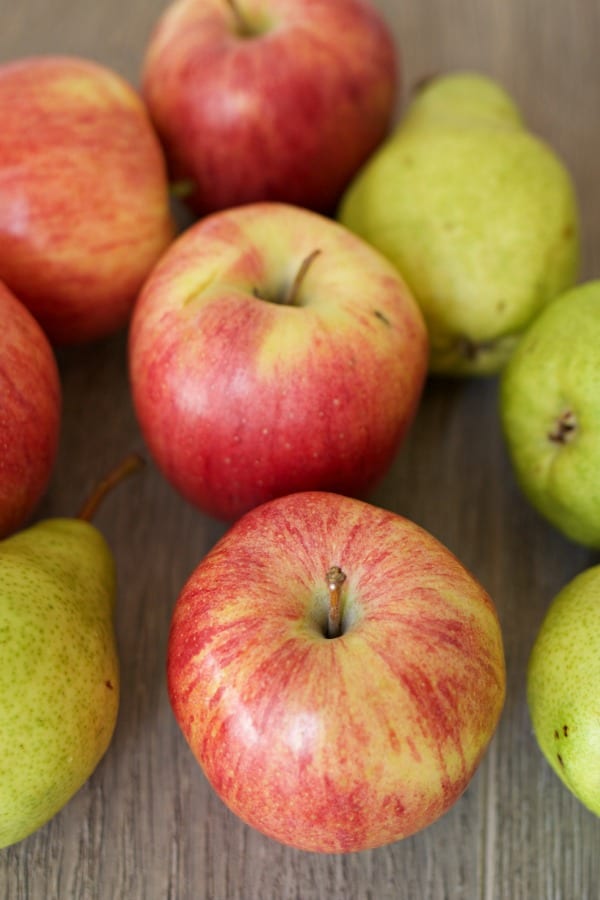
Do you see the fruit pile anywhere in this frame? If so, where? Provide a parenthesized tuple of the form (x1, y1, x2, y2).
(0, 0, 598, 855)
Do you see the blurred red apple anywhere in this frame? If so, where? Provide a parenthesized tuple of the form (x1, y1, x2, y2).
(129, 202, 428, 521)
(141, 0, 398, 215)
(0, 56, 175, 345)
(0, 281, 61, 538)
(167, 490, 506, 853)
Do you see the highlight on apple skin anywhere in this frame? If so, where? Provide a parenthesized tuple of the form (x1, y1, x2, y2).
(167, 491, 506, 853)
(141, 0, 398, 215)
(128, 201, 429, 522)
(0, 280, 61, 539)
(0, 55, 175, 345)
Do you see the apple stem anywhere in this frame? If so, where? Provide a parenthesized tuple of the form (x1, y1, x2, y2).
(226, 0, 251, 35)
(326, 565, 347, 639)
(77, 453, 146, 522)
(285, 249, 322, 307)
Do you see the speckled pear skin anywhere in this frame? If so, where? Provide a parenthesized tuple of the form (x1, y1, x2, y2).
(500, 280, 600, 548)
(0, 518, 119, 849)
(338, 72, 580, 376)
(527, 565, 600, 816)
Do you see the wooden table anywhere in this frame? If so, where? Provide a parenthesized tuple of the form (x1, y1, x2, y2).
(2, 1, 599, 897)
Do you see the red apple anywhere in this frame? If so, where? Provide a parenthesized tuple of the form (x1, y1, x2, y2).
(0, 56, 175, 345)
(129, 201, 428, 522)
(0, 281, 61, 538)
(167, 491, 506, 853)
(141, 0, 398, 215)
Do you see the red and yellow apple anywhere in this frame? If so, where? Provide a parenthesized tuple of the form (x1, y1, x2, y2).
(141, 0, 398, 215)
(129, 201, 428, 522)
(167, 490, 506, 853)
(0, 281, 61, 538)
(0, 55, 175, 345)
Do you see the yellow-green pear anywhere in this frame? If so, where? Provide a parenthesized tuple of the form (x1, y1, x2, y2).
(338, 72, 580, 376)
(500, 280, 600, 548)
(527, 565, 600, 816)
(0, 455, 143, 849)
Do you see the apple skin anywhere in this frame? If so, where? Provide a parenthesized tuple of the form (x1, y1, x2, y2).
(128, 202, 428, 522)
(167, 491, 506, 853)
(141, 0, 398, 215)
(0, 56, 175, 345)
(0, 281, 61, 538)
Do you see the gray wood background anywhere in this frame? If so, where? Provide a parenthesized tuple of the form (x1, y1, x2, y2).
(1, 1, 599, 898)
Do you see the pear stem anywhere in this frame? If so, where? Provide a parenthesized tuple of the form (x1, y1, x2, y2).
(169, 178, 196, 199)
(326, 565, 347, 639)
(77, 453, 146, 522)
(285, 249, 322, 307)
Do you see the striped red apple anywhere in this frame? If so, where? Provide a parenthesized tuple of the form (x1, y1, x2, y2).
(167, 491, 506, 852)
(129, 201, 428, 521)
(0, 56, 175, 345)
(0, 281, 61, 538)
(141, 0, 398, 215)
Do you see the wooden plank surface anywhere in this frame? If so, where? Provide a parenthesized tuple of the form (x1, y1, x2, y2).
(1, 1, 599, 897)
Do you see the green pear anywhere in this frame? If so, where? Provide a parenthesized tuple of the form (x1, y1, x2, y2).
(500, 280, 600, 548)
(0, 454, 143, 849)
(527, 564, 600, 816)
(338, 72, 580, 376)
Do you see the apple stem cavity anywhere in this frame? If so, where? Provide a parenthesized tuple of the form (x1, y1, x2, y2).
(285, 249, 322, 307)
(326, 565, 347, 639)
(77, 453, 146, 522)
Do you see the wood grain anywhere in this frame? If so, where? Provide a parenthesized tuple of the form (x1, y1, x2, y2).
(1, 1, 599, 898)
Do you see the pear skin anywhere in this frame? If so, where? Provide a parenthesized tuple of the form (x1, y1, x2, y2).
(338, 72, 580, 376)
(0, 518, 119, 849)
(527, 565, 600, 816)
(500, 280, 600, 548)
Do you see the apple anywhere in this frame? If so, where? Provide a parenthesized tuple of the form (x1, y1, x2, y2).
(129, 201, 428, 522)
(0, 55, 175, 345)
(167, 490, 506, 853)
(500, 280, 600, 548)
(141, 0, 398, 216)
(0, 280, 61, 538)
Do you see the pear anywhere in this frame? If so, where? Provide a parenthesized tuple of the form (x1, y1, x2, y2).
(527, 564, 600, 816)
(500, 280, 600, 548)
(338, 71, 580, 376)
(0, 454, 143, 849)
